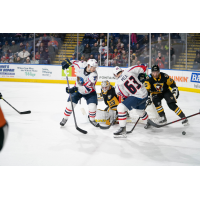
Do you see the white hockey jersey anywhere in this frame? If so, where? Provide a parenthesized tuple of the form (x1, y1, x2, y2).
(115, 64, 148, 99)
(71, 60, 98, 95)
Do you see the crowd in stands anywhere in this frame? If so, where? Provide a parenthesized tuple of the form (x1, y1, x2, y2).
(194, 48, 200, 69)
(0, 33, 65, 64)
(72, 33, 185, 68)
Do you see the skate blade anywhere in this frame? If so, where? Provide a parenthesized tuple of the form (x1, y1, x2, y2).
(114, 134, 127, 138)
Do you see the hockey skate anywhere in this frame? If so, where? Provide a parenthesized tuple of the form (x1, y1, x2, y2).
(159, 115, 167, 124)
(113, 127, 127, 138)
(144, 121, 151, 129)
(60, 118, 68, 126)
(182, 118, 189, 126)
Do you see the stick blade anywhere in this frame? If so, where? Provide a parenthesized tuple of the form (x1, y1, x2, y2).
(20, 110, 31, 114)
(147, 119, 161, 128)
(76, 126, 87, 134)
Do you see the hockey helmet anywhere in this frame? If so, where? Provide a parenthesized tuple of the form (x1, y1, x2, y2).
(101, 80, 110, 93)
(87, 59, 98, 69)
(113, 66, 123, 79)
(151, 65, 160, 72)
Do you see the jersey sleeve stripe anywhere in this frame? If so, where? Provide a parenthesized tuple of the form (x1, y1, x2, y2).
(128, 64, 147, 73)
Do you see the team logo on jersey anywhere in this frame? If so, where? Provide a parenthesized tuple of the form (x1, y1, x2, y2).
(164, 74, 169, 78)
(108, 95, 111, 99)
(154, 83, 164, 92)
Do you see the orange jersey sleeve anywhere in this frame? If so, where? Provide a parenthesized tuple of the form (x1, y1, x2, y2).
(0, 107, 6, 127)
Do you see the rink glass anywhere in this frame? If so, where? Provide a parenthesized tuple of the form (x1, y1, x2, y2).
(0, 33, 199, 71)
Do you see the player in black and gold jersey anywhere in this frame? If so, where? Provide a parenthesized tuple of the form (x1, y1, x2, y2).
(100, 80, 119, 125)
(144, 65, 188, 125)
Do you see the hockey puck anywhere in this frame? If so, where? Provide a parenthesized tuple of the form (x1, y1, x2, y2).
(182, 131, 186, 135)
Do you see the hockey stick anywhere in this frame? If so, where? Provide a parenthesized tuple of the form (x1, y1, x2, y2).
(66, 76, 87, 134)
(1, 97, 31, 114)
(148, 109, 200, 128)
(126, 104, 148, 134)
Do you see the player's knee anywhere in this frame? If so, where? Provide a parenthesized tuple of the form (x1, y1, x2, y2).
(168, 102, 177, 111)
(88, 103, 96, 112)
(136, 109, 146, 118)
(117, 103, 128, 112)
(66, 102, 76, 110)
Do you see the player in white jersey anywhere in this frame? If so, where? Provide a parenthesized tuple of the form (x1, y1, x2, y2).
(113, 64, 149, 137)
(60, 58, 99, 127)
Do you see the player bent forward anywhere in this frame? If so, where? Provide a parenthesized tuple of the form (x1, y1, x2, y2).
(113, 65, 150, 138)
(60, 59, 99, 127)
(144, 65, 188, 125)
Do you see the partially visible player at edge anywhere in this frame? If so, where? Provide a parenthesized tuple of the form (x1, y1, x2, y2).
(0, 93, 9, 151)
(60, 59, 99, 127)
(144, 65, 188, 125)
(113, 64, 149, 137)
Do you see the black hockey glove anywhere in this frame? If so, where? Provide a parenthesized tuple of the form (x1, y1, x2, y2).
(66, 86, 78, 94)
(171, 87, 179, 99)
(62, 59, 72, 70)
(138, 73, 146, 83)
(146, 96, 152, 106)
(0, 93, 2, 99)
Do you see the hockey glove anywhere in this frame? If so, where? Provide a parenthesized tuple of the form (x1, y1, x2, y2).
(66, 86, 78, 94)
(146, 96, 152, 106)
(62, 59, 72, 70)
(138, 73, 146, 83)
(0, 93, 2, 99)
(171, 87, 179, 99)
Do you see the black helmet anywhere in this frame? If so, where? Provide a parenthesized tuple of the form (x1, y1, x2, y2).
(151, 65, 160, 72)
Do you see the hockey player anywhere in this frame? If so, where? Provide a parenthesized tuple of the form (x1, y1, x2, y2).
(113, 64, 149, 137)
(60, 59, 99, 127)
(144, 65, 188, 125)
(99, 80, 119, 125)
(0, 93, 9, 151)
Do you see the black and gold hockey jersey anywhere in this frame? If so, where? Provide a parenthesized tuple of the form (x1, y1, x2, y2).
(144, 72, 177, 94)
(100, 85, 119, 111)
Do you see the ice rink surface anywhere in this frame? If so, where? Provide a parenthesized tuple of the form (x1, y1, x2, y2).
(0, 81, 200, 166)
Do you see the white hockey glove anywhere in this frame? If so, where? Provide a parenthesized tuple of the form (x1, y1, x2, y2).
(171, 87, 179, 99)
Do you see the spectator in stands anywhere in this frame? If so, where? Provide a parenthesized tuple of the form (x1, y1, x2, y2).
(89, 54, 94, 60)
(134, 43, 142, 57)
(9, 56, 14, 63)
(103, 35, 107, 44)
(75, 41, 84, 59)
(19, 42, 24, 51)
(41, 48, 50, 61)
(38, 43, 45, 55)
(121, 50, 127, 60)
(194, 53, 200, 65)
(170, 45, 176, 65)
(151, 45, 157, 58)
(48, 43, 55, 61)
(113, 59, 117, 67)
(142, 35, 149, 45)
(35, 52, 40, 60)
(109, 39, 114, 48)
(83, 43, 91, 60)
(164, 52, 169, 68)
(151, 57, 155, 66)
(70, 54, 76, 61)
(48, 37, 58, 48)
(100, 33, 105, 39)
(137, 60, 141, 65)
(131, 33, 137, 45)
(4, 53, 9, 62)
(116, 55, 123, 66)
(156, 52, 165, 69)
(112, 49, 120, 60)
(159, 45, 166, 55)
(110, 46, 114, 54)
(1, 56, 7, 63)
(13, 54, 18, 63)
(10, 41, 18, 54)
(92, 33, 99, 39)
(97, 54, 101, 66)
(141, 46, 149, 63)
(31, 57, 39, 64)
(25, 42, 32, 53)
(116, 39, 123, 49)
(2, 41, 10, 53)
(36, 37, 43, 47)
(156, 40, 162, 51)
(16, 57, 21, 63)
(24, 57, 31, 64)
(91, 43, 99, 54)
(123, 57, 128, 67)
(18, 49, 30, 59)
(99, 42, 107, 54)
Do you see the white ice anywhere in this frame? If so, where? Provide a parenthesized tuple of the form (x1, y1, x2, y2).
(0, 81, 200, 166)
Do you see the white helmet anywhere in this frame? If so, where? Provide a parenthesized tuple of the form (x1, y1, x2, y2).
(113, 66, 123, 79)
(101, 80, 110, 93)
(87, 59, 98, 69)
